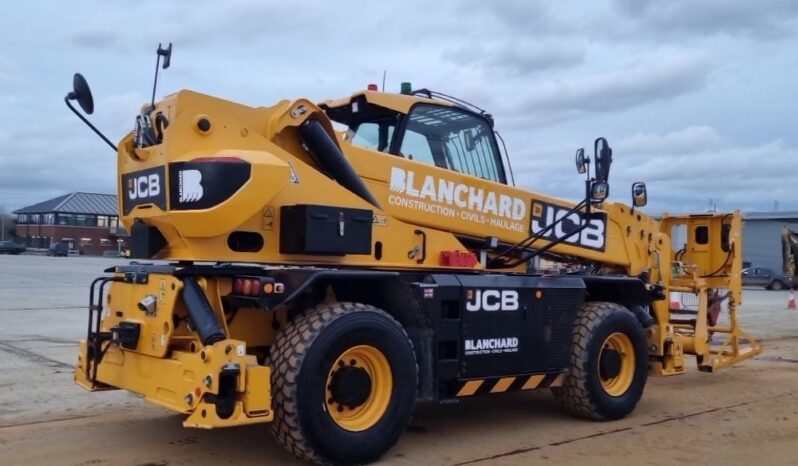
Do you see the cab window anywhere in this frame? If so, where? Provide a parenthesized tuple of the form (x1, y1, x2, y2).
(351, 119, 395, 153)
(398, 104, 505, 183)
(398, 128, 436, 165)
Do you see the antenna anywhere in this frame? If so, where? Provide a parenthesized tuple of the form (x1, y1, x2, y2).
(382, 69, 387, 92)
(149, 43, 172, 114)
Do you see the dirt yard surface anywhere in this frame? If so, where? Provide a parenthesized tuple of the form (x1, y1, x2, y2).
(1, 255, 797, 465)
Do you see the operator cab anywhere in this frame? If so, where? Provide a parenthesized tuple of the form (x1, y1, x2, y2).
(322, 86, 509, 185)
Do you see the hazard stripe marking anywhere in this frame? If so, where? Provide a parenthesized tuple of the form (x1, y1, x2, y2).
(490, 377, 516, 393)
(548, 373, 565, 387)
(521, 374, 545, 390)
(457, 380, 484, 396)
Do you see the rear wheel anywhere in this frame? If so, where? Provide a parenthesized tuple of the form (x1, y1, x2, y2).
(770, 280, 784, 291)
(553, 301, 648, 420)
(270, 302, 417, 465)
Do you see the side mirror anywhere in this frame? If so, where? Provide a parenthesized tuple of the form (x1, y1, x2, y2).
(464, 130, 476, 151)
(631, 182, 647, 207)
(67, 73, 94, 115)
(591, 181, 609, 202)
(594, 137, 612, 182)
(64, 72, 117, 151)
(575, 148, 587, 174)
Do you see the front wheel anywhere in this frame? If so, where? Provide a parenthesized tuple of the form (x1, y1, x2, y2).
(552, 301, 648, 420)
(270, 302, 417, 465)
(770, 280, 784, 291)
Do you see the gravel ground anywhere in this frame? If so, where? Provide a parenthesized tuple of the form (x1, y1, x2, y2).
(1, 254, 796, 465)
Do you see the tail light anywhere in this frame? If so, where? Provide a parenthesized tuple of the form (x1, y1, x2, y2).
(231, 276, 285, 298)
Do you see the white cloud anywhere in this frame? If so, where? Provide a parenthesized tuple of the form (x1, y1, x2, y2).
(612, 0, 798, 39)
(0, 0, 795, 215)
(443, 41, 585, 76)
(616, 126, 725, 156)
(507, 126, 795, 215)
(517, 53, 714, 124)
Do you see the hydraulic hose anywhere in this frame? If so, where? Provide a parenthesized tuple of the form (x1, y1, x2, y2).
(182, 276, 226, 345)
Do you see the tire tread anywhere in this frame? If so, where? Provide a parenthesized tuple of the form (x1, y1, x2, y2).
(270, 302, 415, 464)
(552, 301, 640, 421)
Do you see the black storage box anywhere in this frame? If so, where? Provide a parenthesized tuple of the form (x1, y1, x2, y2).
(280, 204, 373, 255)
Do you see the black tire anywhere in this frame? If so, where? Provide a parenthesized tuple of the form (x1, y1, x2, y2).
(270, 302, 417, 465)
(552, 301, 648, 421)
(770, 280, 784, 291)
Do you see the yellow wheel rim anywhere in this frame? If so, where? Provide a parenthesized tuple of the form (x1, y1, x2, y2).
(325, 345, 393, 432)
(599, 332, 635, 397)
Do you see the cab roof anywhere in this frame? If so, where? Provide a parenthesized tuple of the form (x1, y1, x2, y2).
(320, 90, 452, 115)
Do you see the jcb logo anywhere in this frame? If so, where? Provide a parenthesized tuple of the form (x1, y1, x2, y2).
(128, 174, 161, 200)
(465, 289, 519, 312)
(122, 167, 166, 214)
(531, 201, 607, 251)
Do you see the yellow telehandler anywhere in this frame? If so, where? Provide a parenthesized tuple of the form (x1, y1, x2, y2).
(65, 45, 760, 464)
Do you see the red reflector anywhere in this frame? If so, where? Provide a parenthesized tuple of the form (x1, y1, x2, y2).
(367, 83, 378, 91)
(440, 251, 479, 268)
(247, 279, 260, 296)
(192, 157, 246, 164)
(235, 277, 263, 296)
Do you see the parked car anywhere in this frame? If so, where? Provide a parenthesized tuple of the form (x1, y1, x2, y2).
(0, 240, 26, 254)
(47, 243, 69, 257)
(741, 267, 794, 290)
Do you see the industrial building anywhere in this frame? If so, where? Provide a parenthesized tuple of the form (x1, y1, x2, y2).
(742, 211, 798, 272)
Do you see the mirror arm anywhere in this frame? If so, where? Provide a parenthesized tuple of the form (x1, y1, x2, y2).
(64, 96, 118, 152)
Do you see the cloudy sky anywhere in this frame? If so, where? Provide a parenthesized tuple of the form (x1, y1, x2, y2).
(1, 0, 796, 215)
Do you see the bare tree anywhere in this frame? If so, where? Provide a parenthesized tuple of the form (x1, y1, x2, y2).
(0, 207, 16, 241)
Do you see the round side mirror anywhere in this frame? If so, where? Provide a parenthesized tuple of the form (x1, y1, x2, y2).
(69, 73, 94, 115)
(575, 148, 587, 174)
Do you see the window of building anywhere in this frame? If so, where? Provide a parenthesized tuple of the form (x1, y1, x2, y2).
(100, 238, 110, 245)
(80, 237, 92, 246)
(97, 216, 108, 227)
(110, 217, 119, 228)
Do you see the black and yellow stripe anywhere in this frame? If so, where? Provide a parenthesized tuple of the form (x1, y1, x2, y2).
(455, 372, 565, 397)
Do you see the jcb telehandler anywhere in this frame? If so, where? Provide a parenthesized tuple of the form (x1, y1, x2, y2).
(66, 46, 760, 464)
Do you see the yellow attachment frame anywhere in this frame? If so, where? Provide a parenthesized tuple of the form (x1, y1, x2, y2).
(657, 211, 761, 374)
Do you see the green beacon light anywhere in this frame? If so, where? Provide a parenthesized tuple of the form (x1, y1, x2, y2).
(400, 82, 412, 95)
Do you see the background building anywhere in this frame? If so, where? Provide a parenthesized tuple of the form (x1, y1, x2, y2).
(742, 211, 798, 272)
(14, 192, 128, 255)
